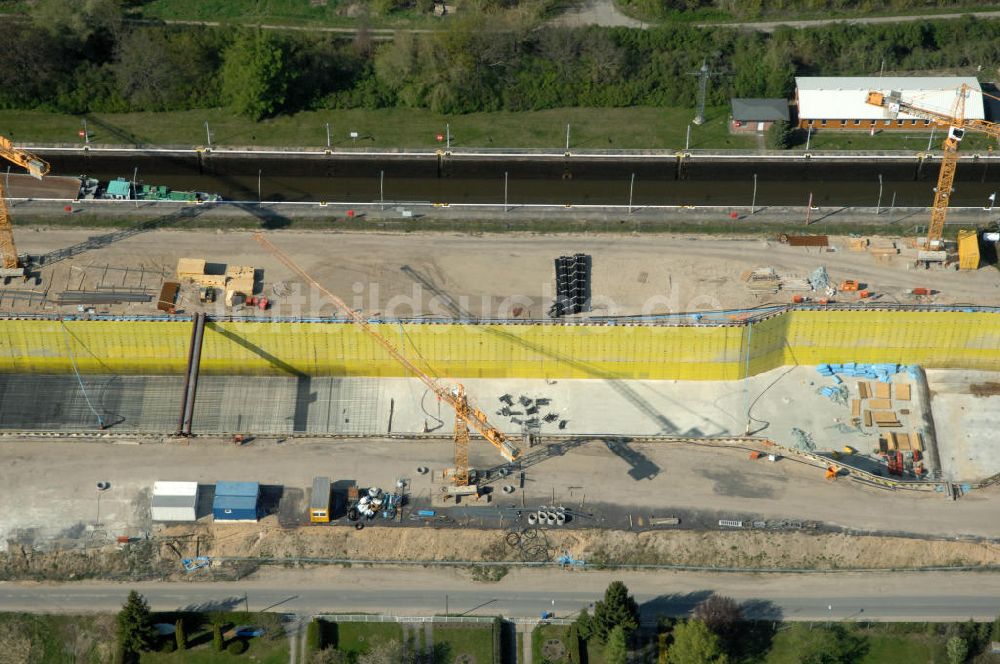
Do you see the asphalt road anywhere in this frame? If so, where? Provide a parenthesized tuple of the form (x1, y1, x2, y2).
(3, 569, 998, 621)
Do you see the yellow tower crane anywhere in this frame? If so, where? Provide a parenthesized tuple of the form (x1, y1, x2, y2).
(0, 135, 50, 277)
(252, 232, 520, 487)
(866, 86, 1000, 256)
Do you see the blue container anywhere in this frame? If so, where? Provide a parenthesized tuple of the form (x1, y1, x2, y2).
(213, 481, 261, 522)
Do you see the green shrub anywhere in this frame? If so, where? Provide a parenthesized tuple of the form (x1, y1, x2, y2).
(228, 639, 248, 655)
(159, 638, 177, 653)
(766, 120, 792, 149)
(308, 619, 324, 651)
(213, 622, 224, 651)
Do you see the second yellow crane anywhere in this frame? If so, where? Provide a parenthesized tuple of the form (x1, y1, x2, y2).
(866, 86, 1000, 258)
(0, 135, 50, 278)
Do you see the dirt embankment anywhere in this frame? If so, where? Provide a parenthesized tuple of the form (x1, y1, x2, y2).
(193, 522, 1000, 570)
(7, 519, 996, 582)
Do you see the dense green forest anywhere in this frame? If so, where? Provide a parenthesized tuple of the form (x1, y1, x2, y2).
(1, 1, 998, 120)
(617, 0, 1000, 22)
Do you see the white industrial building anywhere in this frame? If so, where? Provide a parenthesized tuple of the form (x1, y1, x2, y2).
(151, 481, 199, 522)
(795, 76, 986, 130)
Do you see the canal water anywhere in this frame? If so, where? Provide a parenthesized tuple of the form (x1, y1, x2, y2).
(41, 152, 1000, 208)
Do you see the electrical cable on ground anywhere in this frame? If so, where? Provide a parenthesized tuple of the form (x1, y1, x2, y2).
(60, 320, 105, 429)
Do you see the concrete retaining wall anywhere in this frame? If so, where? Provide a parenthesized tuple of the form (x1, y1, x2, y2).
(1, 310, 998, 379)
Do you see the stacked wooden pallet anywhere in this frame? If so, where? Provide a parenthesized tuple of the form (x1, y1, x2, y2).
(879, 432, 923, 453)
(854, 379, 912, 430)
(743, 267, 781, 293)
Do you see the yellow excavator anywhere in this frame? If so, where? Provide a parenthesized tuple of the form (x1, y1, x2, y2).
(0, 135, 50, 279)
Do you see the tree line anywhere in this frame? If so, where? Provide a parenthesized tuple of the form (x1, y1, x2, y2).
(1, 3, 999, 120)
(617, 0, 1000, 22)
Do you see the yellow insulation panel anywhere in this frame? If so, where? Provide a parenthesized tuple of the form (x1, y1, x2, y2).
(0, 310, 998, 379)
(779, 311, 1000, 370)
(200, 321, 747, 380)
(0, 320, 189, 374)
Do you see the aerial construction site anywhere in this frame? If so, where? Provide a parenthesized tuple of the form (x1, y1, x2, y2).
(1, 87, 1000, 589)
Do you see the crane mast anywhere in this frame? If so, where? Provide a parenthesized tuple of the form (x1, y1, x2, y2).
(0, 136, 50, 274)
(252, 233, 519, 485)
(866, 85, 1000, 250)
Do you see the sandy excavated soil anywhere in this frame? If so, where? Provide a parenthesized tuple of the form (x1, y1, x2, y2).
(9, 229, 1000, 317)
(5, 517, 997, 583)
(166, 519, 1000, 571)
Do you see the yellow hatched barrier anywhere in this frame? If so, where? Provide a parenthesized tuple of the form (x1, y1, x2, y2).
(0, 311, 997, 379)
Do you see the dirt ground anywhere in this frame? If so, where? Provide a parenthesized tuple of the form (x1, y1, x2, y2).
(2, 437, 998, 560)
(186, 521, 1000, 570)
(6, 228, 1000, 316)
(4, 519, 999, 583)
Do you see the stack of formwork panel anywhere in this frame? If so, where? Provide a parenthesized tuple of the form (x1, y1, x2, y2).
(176, 258, 206, 280)
(548, 254, 591, 317)
(225, 265, 255, 306)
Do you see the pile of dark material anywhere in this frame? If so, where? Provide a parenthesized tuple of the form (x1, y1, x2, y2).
(504, 528, 551, 562)
(548, 253, 591, 318)
(496, 393, 567, 431)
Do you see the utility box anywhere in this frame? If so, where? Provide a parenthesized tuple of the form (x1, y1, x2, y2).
(212, 481, 261, 522)
(309, 476, 332, 523)
(958, 229, 980, 270)
(151, 481, 198, 522)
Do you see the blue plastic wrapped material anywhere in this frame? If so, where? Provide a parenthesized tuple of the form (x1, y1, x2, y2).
(819, 361, 919, 383)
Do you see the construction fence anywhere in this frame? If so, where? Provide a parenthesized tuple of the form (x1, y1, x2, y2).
(0, 308, 998, 380)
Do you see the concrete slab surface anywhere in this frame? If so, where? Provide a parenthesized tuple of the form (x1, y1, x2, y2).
(927, 369, 1000, 481)
(0, 367, 890, 452)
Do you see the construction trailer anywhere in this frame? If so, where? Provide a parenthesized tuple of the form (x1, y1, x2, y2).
(150, 481, 198, 522)
(309, 476, 332, 523)
(212, 481, 261, 522)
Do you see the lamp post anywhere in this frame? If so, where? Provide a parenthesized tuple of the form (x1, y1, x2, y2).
(876, 174, 883, 214)
(504, 171, 508, 213)
(628, 172, 635, 214)
(751, 173, 758, 214)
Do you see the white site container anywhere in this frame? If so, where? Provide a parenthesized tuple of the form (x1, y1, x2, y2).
(151, 481, 198, 522)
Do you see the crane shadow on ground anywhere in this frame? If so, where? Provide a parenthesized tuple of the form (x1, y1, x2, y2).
(204, 323, 316, 433)
(397, 265, 718, 444)
(34, 205, 206, 268)
(481, 435, 659, 483)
